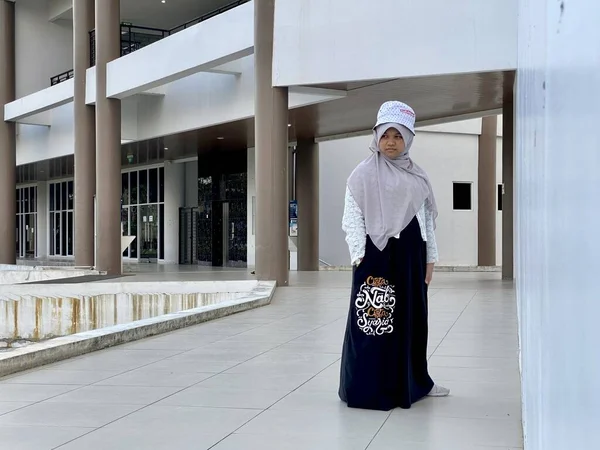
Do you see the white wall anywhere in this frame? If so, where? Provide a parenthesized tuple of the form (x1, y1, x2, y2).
(414, 131, 479, 266)
(136, 57, 254, 142)
(273, 0, 517, 86)
(15, 0, 73, 98)
(163, 162, 184, 264)
(516, 0, 600, 449)
(319, 119, 503, 267)
(121, 97, 139, 142)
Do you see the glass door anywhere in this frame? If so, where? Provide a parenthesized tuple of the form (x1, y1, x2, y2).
(24, 214, 36, 257)
(227, 200, 247, 267)
(140, 204, 158, 261)
(16, 186, 38, 259)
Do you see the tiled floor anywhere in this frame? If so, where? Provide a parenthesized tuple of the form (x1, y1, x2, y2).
(0, 271, 522, 450)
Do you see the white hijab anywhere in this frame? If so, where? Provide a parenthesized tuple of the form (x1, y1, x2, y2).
(347, 123, 438, 251)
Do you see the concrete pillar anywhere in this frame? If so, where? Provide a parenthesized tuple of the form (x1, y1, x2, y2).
(502, 92, 515, 280)
(0, 0, 16, 265)
(478, 116, 498, 267)
(296, 139, 320, 271)
(246, 147, 256, 268)
(254, 0, 289, 286)
(95, 0, 121, 274)
(163, 161, 184, 264)
(74, 0, 96, 267)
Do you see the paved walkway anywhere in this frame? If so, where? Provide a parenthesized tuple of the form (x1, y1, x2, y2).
(0, 272, 522, 449)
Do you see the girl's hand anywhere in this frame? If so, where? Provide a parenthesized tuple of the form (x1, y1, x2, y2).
(425, 263, 434, 285)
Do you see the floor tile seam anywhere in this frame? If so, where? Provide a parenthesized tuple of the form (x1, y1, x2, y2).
(50, 400, 166, 450)
(205, 407, 271, 450)
(49, 366, 249, 450)
(0, 381, 87, 419)
(261, 357, 342, 412)
(195, 317, 343, 377)
(365, 409, 395, 449)
(0, 342, 225, 412)
(428, 289, 479, 361)
(205, 357, 345, 450)
(83, 319, 278, 385)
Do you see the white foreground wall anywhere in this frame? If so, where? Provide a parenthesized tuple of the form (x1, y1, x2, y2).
(516, 0, 600, 449)
(273, 0, 517, 86)
(319, 119, 503, 267)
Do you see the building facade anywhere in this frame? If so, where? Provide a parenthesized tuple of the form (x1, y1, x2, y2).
(3, 0, 600, 448)
(2, 0, 514, 272)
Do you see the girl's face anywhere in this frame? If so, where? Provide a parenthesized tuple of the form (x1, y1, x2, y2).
(379, 128, 406, 159)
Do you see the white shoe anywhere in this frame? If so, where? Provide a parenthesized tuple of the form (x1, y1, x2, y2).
(427, 384, 450, 397)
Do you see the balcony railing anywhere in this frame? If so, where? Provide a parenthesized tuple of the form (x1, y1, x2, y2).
(90, 0, 250, 66)
(50, 69, 74, 86)
(49, 0, 249, 88)
(168, 0, 249, 34)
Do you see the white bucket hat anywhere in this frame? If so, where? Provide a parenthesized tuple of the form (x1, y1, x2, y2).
(373, 101, 416, 135)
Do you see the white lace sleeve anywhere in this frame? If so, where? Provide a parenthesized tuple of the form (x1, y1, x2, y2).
(425, 198, 439, 264)
(342, 186, 366, 265)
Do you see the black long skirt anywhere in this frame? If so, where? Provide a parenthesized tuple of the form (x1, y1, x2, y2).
(339, 216, 434, 411)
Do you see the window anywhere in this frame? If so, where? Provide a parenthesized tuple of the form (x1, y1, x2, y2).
(498, 184, 503, 211)
(49, 180, 74, 256)
(453, 182, 472, 210)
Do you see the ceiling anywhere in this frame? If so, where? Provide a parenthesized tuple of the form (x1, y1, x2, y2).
(156, 70, 514, 161)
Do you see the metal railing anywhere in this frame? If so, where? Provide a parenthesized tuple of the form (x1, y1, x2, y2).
(50, 69, 74, 86)
(169, 0, 250, 34)
(50, 0, 249, 86)
(89, 0, 250, 66)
